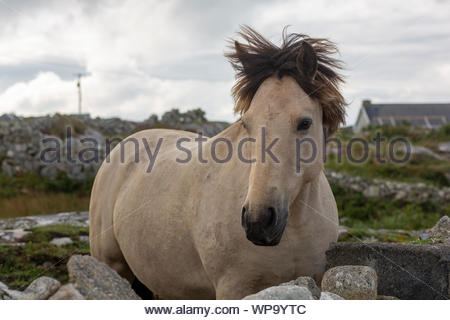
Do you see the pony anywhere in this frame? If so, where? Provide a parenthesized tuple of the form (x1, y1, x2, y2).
(89, 26, 346, 299)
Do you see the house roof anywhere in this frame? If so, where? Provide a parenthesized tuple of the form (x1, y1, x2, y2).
(364, 103, 450, 126)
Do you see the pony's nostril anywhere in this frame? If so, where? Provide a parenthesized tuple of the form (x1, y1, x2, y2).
(241, 206, 247, 228)
(266, 207, 277, 228)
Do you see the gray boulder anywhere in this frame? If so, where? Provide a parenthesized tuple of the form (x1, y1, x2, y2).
(438, 142, 450, 153)
(67, 255, 140, 300)
(427, 215, 449, 241)
(377, 295, 399, 300)
(320, 292, 344, 300)
(50, 237, 73, 247)
(0, 281, 10, 300)
(321, 265, 377, 300)
(19, 276, 61, 299)
(326, 242, 450, 299)
(1, 289, 24, 300)
(243, 285, 314, 300)
(363, 185, 380, 198)
(280, 276, 321, 299)
(79, 235, 89, 242)
(49, 284, 85, 300)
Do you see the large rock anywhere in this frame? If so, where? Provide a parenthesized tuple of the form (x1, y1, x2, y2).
(438, 142, 450, 153)
(0, 281, 10, 300)
(0, 281, 7, 291)
(280, 276, 321, 299)
(326, 242, 450, 299)
(50, 237, 73, 247)
(243, 285, 314, 300)
(320, 292, 344, 300)
(19, 276, 61, 299)
(67, 255, 140, 300)
(377, 295, 399, 300)
(427, 215, 449, 242)
(1, 289, 24, 300)
(321, 265, 377, 300)
(0, 228, 31, 243)
(49, 284, 85, 300)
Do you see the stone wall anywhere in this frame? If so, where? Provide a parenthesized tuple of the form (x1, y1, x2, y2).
(0, 111, 229, 180)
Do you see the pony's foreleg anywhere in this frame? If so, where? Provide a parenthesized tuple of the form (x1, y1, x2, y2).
(215, 273, 265, 300)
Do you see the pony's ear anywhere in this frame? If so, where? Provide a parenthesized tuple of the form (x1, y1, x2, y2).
(296, 41, 318, 81)
(234, 40, 243, 54)
(234, 40, 251, 73)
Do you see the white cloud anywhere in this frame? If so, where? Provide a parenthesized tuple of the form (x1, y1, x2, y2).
(0, 72, 76, 114)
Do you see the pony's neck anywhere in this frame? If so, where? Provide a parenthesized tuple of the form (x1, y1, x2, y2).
(210, 120, 245, 141)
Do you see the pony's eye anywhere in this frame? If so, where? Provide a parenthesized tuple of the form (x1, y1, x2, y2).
(297, 118, 312, 131)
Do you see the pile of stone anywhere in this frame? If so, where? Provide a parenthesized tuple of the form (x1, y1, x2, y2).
(243, 265, 389, 300)
(0, 255, 140, 300)
(327, 216, 450, 300)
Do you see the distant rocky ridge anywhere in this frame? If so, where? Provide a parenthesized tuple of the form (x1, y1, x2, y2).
(0, 109, 229, 180)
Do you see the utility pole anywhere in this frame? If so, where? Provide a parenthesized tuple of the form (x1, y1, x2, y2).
(74, 73, 87, 114)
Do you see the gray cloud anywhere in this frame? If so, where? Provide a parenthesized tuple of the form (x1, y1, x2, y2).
(0, 0, 448, 125)
(0, 57, 87, 90)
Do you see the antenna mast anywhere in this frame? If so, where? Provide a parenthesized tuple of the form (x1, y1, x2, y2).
(74, 73, 87, 114)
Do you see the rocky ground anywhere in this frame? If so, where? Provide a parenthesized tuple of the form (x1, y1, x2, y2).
(1, 255, 139, 300)
(0, 212, 448, 300)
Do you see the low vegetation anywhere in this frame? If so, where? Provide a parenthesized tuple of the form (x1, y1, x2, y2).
(332, 184, 448, 230)
(0, 225, 89, 289)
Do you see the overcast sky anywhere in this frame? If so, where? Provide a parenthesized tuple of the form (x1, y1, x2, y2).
(0, 0, 449, 125)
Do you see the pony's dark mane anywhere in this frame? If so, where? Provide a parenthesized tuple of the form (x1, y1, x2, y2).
(225, 26, 347, 133)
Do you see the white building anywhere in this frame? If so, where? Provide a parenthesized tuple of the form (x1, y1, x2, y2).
(353, 100, 450, 133)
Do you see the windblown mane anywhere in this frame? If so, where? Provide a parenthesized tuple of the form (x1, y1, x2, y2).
(225, 26, 347, 134)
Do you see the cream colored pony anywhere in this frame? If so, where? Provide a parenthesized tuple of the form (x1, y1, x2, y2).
(90, 26, 346, 299)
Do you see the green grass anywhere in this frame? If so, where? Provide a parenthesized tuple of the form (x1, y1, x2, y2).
(410, 238, 446, 244)
(0, 171, 93, 199)
(326, 156, 450, 188)
(338, 228, 418, 243)
(0, 225, 90, 290)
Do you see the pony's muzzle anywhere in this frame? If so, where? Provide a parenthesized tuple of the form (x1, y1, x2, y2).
(241, 205, 287, 246)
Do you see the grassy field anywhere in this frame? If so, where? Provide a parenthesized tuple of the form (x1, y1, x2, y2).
(325, 124, 450, 230)
(332, 184, 448, 230)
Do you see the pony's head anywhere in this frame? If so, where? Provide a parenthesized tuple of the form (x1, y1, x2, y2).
(226, 26, 346, 246)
